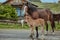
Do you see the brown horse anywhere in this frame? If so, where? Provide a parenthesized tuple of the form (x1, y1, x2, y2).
(24, 13, 45, 38)
(24, 2, 55, 38)
(53, 14, 60, 24)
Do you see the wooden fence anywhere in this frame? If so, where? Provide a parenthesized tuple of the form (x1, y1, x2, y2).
(0, 19, 21, 24)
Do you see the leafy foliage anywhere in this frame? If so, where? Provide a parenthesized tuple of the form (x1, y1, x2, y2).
(0, 4, 18, 20)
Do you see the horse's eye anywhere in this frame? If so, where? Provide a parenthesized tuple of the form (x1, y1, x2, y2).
(24, 14, 29, 16)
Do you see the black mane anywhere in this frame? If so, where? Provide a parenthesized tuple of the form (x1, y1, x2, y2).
(27, 4, 37, 15)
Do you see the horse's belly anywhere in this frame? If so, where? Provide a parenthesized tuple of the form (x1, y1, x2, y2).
(33, 21, 41, 27)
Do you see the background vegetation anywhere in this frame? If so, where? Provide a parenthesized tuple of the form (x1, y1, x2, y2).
(0, 1, 60, 30)
(0, 22, 60, 31)
(0, 4, 18, 20)
(31, 2, 60, 13)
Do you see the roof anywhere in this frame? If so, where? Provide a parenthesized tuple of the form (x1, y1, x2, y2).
(3, 0, 12, 4)
(3, 0, 26, 6)
(2, 0, 38, 7)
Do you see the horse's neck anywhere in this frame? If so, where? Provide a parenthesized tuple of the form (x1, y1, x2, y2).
(28, 6, 37, 14)
(27, 18, 34, 25)
(28, 18, 34, 23)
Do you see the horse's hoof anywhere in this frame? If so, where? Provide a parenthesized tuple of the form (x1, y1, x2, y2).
(45, 33, 48, 36)
(51, 31, 55, 35)
(45, 31, 48, 35)
(40, 35, 45, 40)
(36, 36, 38, 39)
(41, 38, 45, 40)
(36, 34, 39, 38)
(52, 32, 55, 35)
(29, 35, 33, 38)
(45, 34, 48, 36)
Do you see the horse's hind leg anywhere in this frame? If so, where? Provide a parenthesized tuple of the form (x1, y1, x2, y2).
(50, 16, 55, 32)
(50, 21, 55, 33)
(35, 27, 39, 38)
(45, 21, 48, 34)
(50, 17, 55, 35)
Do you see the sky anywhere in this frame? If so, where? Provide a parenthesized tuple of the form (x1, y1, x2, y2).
(0, 0, 6, 3)
(41, 0, 58, 3)
(0, 0, 59, 3)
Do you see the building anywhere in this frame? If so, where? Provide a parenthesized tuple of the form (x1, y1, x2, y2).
(1, 0, 38, 20)
(3, 0, 27, 17)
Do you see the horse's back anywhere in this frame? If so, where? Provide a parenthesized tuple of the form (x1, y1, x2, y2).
(37, 9, 52, 21)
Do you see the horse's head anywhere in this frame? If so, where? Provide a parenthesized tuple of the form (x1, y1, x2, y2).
(23, 2, 32, 14)
(24, 13, 32, 23)
(23, 2, 38, 15)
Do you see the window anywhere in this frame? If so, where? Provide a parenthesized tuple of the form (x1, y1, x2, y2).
(16, 7, 25, 16)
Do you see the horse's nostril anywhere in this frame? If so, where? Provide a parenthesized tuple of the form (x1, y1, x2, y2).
(24, 21, 27, 23)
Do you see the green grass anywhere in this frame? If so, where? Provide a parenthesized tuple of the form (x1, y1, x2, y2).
(0, 22, 60, 31)
(31, 2, 60, 12)
(55, 22, 60, 31)
(31, 2, 57, 8)
(0, 22, 29, 29)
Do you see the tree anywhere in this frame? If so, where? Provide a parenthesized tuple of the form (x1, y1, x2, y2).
(0, 4, 18, 20)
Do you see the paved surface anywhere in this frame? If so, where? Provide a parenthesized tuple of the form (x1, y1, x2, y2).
(0, 29, 60, 40)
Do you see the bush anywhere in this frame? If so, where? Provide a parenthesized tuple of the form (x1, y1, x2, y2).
(0, 4, 18, 20)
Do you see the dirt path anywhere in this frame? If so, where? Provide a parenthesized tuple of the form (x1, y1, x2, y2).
(0, 29, 60, 40)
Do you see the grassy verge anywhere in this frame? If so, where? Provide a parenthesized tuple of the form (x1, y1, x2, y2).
(31, 2, 60, 12)
(0, 22, 60, 30)
(0, 22, 29, 29)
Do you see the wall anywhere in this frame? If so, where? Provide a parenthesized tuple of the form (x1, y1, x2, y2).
(16, 7, 25, 16)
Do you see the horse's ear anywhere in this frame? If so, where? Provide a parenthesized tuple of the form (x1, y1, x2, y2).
(23, 1, 29, 6)
(31, 3, 38, 7)
(28, 2, 38, 7)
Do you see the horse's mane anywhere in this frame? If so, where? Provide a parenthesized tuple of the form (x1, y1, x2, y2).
(27, 5, 37, 15)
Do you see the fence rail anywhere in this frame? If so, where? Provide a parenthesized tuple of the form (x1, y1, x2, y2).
(0, 20, 21, 24)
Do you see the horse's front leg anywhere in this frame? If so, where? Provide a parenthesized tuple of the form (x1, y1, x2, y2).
(45, 21, 48, 35)
(35, 27, 39, 38)
(41, 26, 45, 39)
(30, 25, 34, 38)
